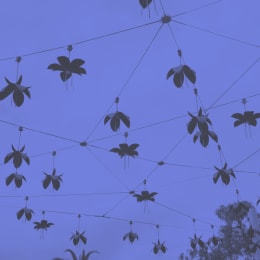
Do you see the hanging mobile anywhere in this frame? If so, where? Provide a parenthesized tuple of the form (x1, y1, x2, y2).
(5, 127, 29, 188)
(47, 45, 86, 87)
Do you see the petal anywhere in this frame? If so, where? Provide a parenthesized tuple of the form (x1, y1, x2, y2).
(110, 114, 120, 131)
(52, 179, 60, 190)
(43, 176, 51, 189)
(221, 173, 230, 185)
(183, 65, 196, 84)
(16, 75, 22, 85)
(22, 153, 30, 165)
(6, 173, 15, 186)
(187, 117, 197, 134)
(13, 155, 22, 168)
(60, 71, 71, 82)
(57, 56, 70, 68)
(166, 68, 174, 79)
(208, 131, 218, 143)
(200, 133, 209, 147)
(173, 72, 184, 87)
(231, 113, 243, 120)
(13, 89, 24, 107)
(23, 88, 31, 99)
(0, 84, 14, 100)
(47, 63, 63, 71)
(17, 208, 25, 220)
(4, 152, 14, 164)
(213, 172, 220, 184)
(118, 112, 130, 128)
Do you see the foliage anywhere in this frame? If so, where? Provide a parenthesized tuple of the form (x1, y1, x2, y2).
(6, 172, 26, 188)
(179, 201, 260, 260)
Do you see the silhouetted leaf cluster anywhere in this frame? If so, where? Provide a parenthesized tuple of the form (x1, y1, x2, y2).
(0, 75, 31, 106)
(167, 65, 196, 88)
(71, 230, 87, 246)
(4, 145, 30, 188)
(232, 111, 260, 127)
(190, 234, 205, 250)
(42, 168, 63, 190)
(104, 111, 130, 131)
(48, 56, 86, 82)
(123, 231, 139, 243)
(17, 207, 34, 221)
(187, 108, 218, 147)
(153, 240, 167, 254)
(132, 190, 158, 202)
(213, 163, 236, 185)
(110, 143, 139, 158)
(34, 219, 54, 231)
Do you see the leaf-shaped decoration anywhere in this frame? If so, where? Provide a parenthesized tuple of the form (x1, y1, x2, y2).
(232, 111, 260, 127)
(133, 191, 158, 202)
(123, 231, 139, 243)
(0, 76, 31, 107)
(6, 173, 26, 188)
(213, 164, 235, 185)
(34, 219, 54, 231)
(4, 145, 30, 168)
(167, 65, 196, 88)
(42, 168, 63, 191)
(110, 143, 139, 158)
(104, 111, 130, 131)
(16, 207, 34, 221)
(48, 56, 86, 82)
(139, 0, 152, 8)
(70, 230, 87, 246)
(153, 240, 167, 255)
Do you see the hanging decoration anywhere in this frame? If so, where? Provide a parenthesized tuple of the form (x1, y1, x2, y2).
(0, 57, 31, 107)
(152, 225, 167, 255)
(104, 97, 130, 132)
(16, 196, 34, 221)
(166, 50, 196, 88)
(70, 214, 87, 246)
(47, 45, 86, 82)
(5, 127, 30, 188)
(42, 151, 63, 191)
(123, 221, 139, 243)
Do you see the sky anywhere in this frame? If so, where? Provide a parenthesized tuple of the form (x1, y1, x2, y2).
(0, 0, 259, 259)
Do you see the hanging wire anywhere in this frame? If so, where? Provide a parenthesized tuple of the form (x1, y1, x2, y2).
(84, 23, 164, 141)
(171, 19, 260, 49)
(206, 57, 260, 111)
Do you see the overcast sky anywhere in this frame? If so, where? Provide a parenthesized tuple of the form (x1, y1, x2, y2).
(0, 1, 259, 259)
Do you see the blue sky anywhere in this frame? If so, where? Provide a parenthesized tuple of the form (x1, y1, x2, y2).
(0, 1, 259, 259)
